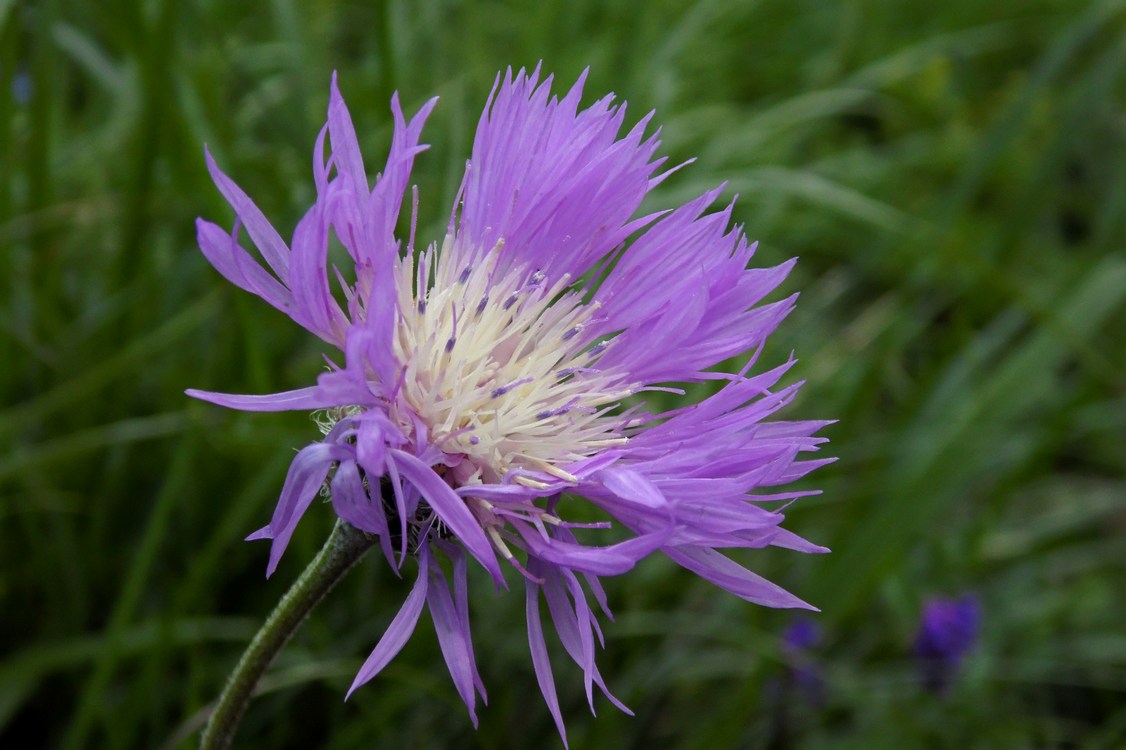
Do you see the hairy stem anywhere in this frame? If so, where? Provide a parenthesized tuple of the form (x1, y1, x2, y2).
(199, 520, 376, 750)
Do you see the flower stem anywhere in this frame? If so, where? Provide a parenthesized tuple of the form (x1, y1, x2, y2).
(199, 520, 376, 750)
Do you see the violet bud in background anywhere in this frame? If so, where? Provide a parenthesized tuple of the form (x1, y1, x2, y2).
(782, 617, 823, 654)
(767, 617, 827, 746)
(913, 593, 981, 694)
(782, 617, 825, 704)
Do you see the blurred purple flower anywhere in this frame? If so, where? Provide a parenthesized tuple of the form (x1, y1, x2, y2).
(781, 617, 825, 706)
(913, 594, 980, 693)
(188, 67, 832, 742)
(783, 617, 823, 653)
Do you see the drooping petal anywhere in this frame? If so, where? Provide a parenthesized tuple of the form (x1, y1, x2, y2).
(514, 522, 671, 577)
(426, 554, 481, 725)
(247, 442, 342, 577)
(184, 386, 331, 412)
(534, 561, 632, 716)
(391, 449, 504, 585)
(446, 544, 487, 700)
(664, 545, 816, 610)
(330, 459, 394, 567)
(526, 577, 568, 748)
(348, 544, 431, 698)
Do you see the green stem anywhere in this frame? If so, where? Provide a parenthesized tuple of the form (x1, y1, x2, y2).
(199, 520, 376, 750)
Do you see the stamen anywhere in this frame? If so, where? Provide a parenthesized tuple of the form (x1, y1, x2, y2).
(540, 463, 579, 483)
(491, 377, 534, 398)
(515, 476, 551, 490)
(445, 304, 459, 352)
(487, 525, 515, 560)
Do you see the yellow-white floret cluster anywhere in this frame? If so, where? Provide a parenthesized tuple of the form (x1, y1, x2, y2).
(390, 236, 632, 488)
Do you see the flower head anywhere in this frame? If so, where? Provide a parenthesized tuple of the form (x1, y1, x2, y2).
(913, 593, 981, 693)
(189, 67, 832, 742)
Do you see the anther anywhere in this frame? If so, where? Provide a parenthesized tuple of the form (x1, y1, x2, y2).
(491, 377, 534, 398)
(446, 304, 460, 352)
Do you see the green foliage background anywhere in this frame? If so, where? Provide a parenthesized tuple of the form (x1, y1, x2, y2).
(2, 0, 1124, 747)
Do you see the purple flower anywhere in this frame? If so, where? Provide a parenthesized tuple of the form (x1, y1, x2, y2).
(780, 617, 825, 706)
(782, 617, 823, 653)
(188, 67, 832, 742)
(913, 594, 980, 693)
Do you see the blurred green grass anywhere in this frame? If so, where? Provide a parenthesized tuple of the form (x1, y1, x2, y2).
(2, 0, 1124, 748)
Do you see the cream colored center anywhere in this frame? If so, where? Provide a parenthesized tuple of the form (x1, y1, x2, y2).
(390, 236, 630, 486)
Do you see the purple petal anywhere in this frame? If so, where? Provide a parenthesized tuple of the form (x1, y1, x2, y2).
(251, 442, 341, 577)
(384, 456, 410, 569)
(598, 467, 667, 508)
(426, 555, 480, 726)
(327, 73, 369, 196)
(204, 148, 291, 282)
(514, 523, 670, 577)
(665, 545, 815, 610)
(769, 528, 831, 554)
(447, 544, 487, 700)
(534, 562, 633, 715)
(289, 202, 348, 344)
(330, 460, 394, 567)
(456, 66, 662, 283)
(347, 544, 431, 698)
(196, 218, 292, 312)
(391, 449, 504, 585)
(185, 386, 331, 412)
(526, 578, 568, 748)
